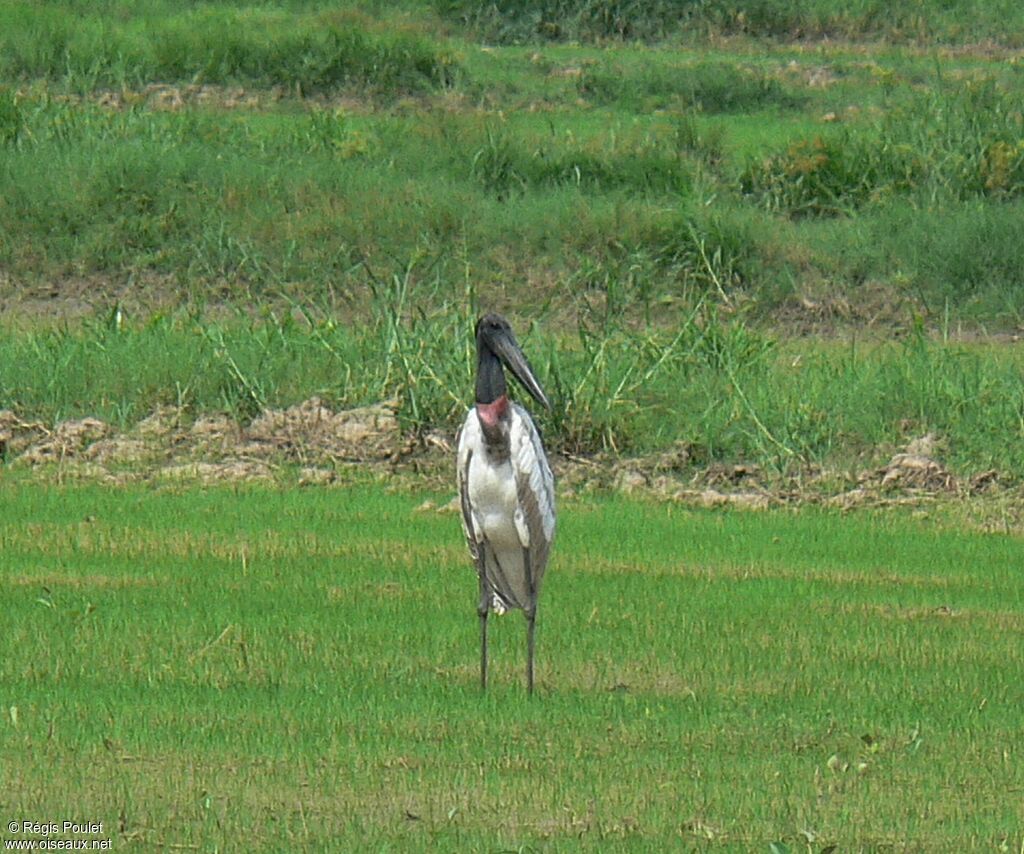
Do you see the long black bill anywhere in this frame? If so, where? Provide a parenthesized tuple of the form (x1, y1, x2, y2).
(490, 328, 551, 410)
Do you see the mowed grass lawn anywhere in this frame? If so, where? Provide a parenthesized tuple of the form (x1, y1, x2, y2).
(1, 478, 1022, 851)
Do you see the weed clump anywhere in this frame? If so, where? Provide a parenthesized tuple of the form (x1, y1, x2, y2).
(740, 134, 881, 217)
(467, 123, 692, 199)
(0, 86, 25, 145)
(578, 61, 802, 114)
(742, 81, 1024, 217)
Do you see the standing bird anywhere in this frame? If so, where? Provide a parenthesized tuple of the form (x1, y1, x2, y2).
(456, 314, 555, 695)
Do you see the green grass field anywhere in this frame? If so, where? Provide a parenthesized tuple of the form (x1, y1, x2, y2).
(2, 479, 1022, 850)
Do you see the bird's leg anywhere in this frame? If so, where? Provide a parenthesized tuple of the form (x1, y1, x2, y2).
(523, 546, 536, 696)
(526, 608, 536, 696)
(478, 570, 489, 691)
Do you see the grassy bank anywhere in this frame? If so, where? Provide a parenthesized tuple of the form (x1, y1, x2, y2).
(2, 3, 1024, 325)
(0, 2, 457, 94)
(439, 0, 1024, 45)
(2, 480, 1022, 850)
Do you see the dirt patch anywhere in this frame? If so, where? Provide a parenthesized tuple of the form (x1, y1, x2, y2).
(1, 404, 1013, 523)
(878, 453, 957, 492)
(781, 60, 840, 89)
(84, 437, 153, 466)
(3, 397, 402, 483)
(157, 461, 275, 484)
(0, 410, 49, 457)
(188, 414, 242, 456)
(134, 405, 186, 438)
(676, 489, 773, 511)
(244, 397, 400, 461)
(7, 573, 160, 589)
(298, 466, 337, 486)
(94, 83, 283, 112)
(852, 435, 958, 494)
(774, 279, 921, 336)
(20, 418, 110, 465)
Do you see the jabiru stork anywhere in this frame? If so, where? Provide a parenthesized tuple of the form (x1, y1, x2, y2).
(456, 314, 555, 695)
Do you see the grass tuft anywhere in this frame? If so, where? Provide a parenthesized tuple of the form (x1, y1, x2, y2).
(579, 60, 803, 114)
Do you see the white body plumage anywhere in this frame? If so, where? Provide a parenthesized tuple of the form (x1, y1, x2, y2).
(457, 402, 555, 615)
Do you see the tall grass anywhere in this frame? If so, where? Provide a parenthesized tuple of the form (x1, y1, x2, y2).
(852, 202, 1024, 319)
(2, 298, 1024, 479)
(577, 59, 806, 115)
(0, 3, 458, 94)
(437, 0, 1024, 45)
(733, 79, 1024, 319)
(468, 121, 692, 198)
(578, 60, 804, 114)
(741, 81, 1024, 216)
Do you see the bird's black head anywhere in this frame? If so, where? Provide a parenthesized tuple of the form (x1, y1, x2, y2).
(475, 314, 550, 410)
(475, 313, 512, 348)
